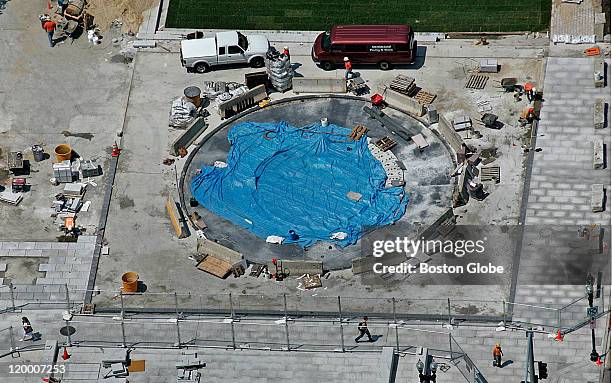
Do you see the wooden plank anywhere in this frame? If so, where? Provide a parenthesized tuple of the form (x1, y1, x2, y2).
(165, 197, 186, 238)
(197, 256, 233, 279)
(197, 238, 242, 264)
(128, 360, 146, 373)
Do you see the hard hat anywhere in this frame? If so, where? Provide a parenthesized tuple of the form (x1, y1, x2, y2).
(283, 46, 288, 50)
(495, 343, 500, 347)
(343, 57, 349, 61)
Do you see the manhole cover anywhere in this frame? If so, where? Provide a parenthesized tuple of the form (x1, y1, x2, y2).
(59, 326, 76, 337)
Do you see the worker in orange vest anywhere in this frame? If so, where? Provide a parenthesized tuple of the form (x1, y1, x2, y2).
(492, 343, 503, 367)
(282, 46, 290, 60)
(524, 82, 535, 101)
(344, 57, 353, 80)
(41, 17, 56, 47)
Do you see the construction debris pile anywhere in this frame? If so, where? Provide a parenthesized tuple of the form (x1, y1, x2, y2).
(202, 81, 249, 110)
(265, 47, 293, 92)
(49, 145, 102, 237)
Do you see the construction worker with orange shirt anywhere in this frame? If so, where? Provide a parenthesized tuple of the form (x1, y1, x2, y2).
(344, 57, 353, 80)
(492, 343, 503, 367)
(524, 82, 535, 101)
(40, 15, 56, 47)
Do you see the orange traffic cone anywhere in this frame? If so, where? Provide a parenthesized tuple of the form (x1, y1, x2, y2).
(62, 346, 70, 360)
(554, 329, 564, 341)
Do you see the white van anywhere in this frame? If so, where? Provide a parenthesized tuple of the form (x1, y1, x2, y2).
(180, 31, 270, 73)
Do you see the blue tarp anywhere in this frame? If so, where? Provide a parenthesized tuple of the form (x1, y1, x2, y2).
(191, 121, 408, 248)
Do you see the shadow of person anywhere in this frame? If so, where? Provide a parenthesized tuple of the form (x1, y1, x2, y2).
(370, 334, 383, 343)
(500, 360, 514, 368)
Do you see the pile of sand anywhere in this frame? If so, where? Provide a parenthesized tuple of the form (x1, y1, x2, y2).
(86, 0, 157, 33)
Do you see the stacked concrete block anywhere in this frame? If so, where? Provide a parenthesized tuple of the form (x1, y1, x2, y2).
(594, 99, 605, 129)
(377, 85, 426, 117)
(591, 184, 605, 212)
(593, 139, 605, 169)
(593, 59, 605, 88)
(479, 59, 498, 73)
(53, 160, 73, 183)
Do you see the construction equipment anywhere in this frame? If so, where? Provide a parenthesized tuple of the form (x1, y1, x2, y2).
(347, 76, 369, 95)
(7, 151, 24, 174)
(500, 78, 518, 92)
(11, 178, 26, 193)
(481, 113, 499, 129)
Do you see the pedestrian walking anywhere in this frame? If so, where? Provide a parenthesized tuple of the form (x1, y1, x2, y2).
(21, 317, 34, 341)
(343, 57, 353, 80)
(492, 343, 503, 367)
(41, 17, 56, 47)
(355, 316, 373, 342)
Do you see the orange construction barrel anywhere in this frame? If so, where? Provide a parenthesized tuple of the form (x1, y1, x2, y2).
(184, 86, 202, 108)
(121, 272, 139, 293)
(54, 144, 72, 162)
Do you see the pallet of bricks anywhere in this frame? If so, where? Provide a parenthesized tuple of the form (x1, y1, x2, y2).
(389, 75, 416, 95)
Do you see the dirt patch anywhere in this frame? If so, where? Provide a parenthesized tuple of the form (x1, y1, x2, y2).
(453, 304, 481, 315)
(87, 0, 158, 33)
(118, 196, 135, 209)
(62, 130, 94, 141)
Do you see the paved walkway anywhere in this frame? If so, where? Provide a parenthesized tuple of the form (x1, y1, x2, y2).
(0, 310, 606, 382)
(550, 0, 597, 43)
(0, 236, 97, 307)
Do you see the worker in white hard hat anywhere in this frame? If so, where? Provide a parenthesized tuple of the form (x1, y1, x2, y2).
(344, 57, 353, 80)
(282, 46, 290, 60)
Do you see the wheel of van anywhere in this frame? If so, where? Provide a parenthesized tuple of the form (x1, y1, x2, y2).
(321, 61, 335, 71)
(378, 61, 391, 71)
(250, 57, 265, 68)
(194, 63, 209, 73)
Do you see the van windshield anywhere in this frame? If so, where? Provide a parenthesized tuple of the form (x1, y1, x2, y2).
(322, 32, 331, 50)
(237, 32, 248, 50)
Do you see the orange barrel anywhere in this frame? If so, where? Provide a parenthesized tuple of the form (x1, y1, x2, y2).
(54, 144, 72, 162)
(121, 272, 139, 293)
(183, 86, 202, 108)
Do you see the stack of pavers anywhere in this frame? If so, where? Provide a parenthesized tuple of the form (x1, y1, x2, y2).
(389, 75, 416, 96)
(53, 160, 75, 183)
(368, 139, 405, 188)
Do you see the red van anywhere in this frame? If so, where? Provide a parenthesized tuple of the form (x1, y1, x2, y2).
(312, 25, 417, 71)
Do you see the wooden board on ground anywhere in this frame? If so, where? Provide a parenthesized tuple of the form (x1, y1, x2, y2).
(197, 256, 234, 279)
(127, 360, 146, 373)
(465, 75, 488, 89)
(272, 259, 323, 276)
(166, 197, 187, 238)
(411, 133, 429, 150)
(349, 125, 368, 141)
(412, 90, 436, 105)
(480, 165, 500, 183)
(374, 136, 397, 151)
(197, 239, 242, 264)
(302, 274, 322, 289)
